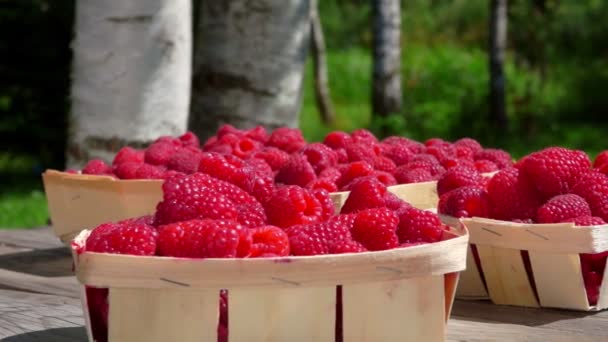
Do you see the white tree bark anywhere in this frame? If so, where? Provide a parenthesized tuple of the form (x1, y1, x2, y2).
(489, 0, 508, 129)
(68, 0, 192, 168)
(190, 0, 310, 140)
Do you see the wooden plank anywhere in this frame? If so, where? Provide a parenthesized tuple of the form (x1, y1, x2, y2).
(0, 227, 62, 250)
(0, 247, 73, 277)
(343, 276, 445, 342)
(0, 269, 79, 299)
(229, 287, 335, 342)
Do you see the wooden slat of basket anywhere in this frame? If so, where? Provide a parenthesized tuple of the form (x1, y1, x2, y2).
(476, 246, 539, 308)
(599, 267, 608, 309)
(343, 275, 444, 341)
(229, 287, 335, 342)
(456, 246, 488, 299)
(108, 288, 218, 342)
(529, 252, 590, 310)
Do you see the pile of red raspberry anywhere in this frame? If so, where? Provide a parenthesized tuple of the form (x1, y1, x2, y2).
(437, 146, 608, 305)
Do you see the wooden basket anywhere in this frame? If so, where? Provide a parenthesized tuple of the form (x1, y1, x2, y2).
(458, 217, 608, 311)
(72, 225, 468, 342)
(330, 181, 439, 211)
(42, 170, 163, 244)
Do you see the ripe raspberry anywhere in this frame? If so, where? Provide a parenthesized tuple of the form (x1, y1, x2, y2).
(86, 221, 157, 255)
(536, 194, 592, 224)
(244, 126, 269, 143)
(112, 147, 144, 166)
(340, 177, 387, 214)
(374, 156, 397, 173)
(567, 215, 607, 226)
(216, 124, 244, 138)
(397, 208, 445, 243)
(384, 192, 412, 211)
(328, 239, 367, 254)
(157, 219, 251, 258)
(571, 171, 608, 221)
(236, 202, 268, 228)
(319, 167, 342, 183)
(475, 160, 499, 173)
(425, 145, 454, 163)
(86, 287, 109, 342)
(367, 171, 397, 187)
(135, 164, 166, 179)
(351, 208, 399, 251)
(454, 138, 483, 154)
(249, 226, 290, 257)
(165, 147, 202, 174)
(198, 152, 245, 185)
(593, 151, 608, 169)
(382, 136, 425, 153)
(438, 186, 490, 218)
(404, 154, 445, 176)
(345, 142, 378, 164)
(155, 136, 183, 147)
(179, 131, 200, 147)
(394, 167, 434, 184)
(437, 166, 482, 196)
(145, 142, 179, 166)
(201, 136, 218, 150)
(302, 143, 338, 174)
(522, 147, 591, 198)
(82, 159, 113, 176)
(313, 188, 335, 220)
(335, 148, 348, 163)
(583, 271, 602, 306)
(267, 127, 306, 153)
(236, 166, 275, 204)
(275, 154, 317, 187)
(306, 179, 338, 192)
(323, 131, 352, 149)
(113, 162, 140, 179)
(265, 186, 323, 228)
(350, 129, 378, 144)
(598, 163, 608, 176)
(287, 215, 354, 256)
(336, 161, 374, 188)
(231, 136, 262, 159)
(442, 158, 476, 170)
(474, 149, 512, 169)
(244, 158, 274, 178)
(487, 168, 543, 221)
(251, 147, 290, 171)
(383, 144, 414, 166)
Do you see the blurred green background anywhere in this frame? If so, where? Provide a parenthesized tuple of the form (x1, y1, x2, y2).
(2, 0, 608, 227)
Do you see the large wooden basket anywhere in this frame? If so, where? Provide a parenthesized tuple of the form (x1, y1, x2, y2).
(72, 225, 468, 342)
(457, 217, 608, 311)
(42, 170, 163, 243)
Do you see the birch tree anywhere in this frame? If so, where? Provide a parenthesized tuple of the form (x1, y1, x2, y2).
(67, 0, 192, 168)
(190, 0, 311, 140)
(489, 0, 508, 129)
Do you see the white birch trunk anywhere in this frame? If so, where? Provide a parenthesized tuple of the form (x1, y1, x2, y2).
(190, 0, 310, 140)
(67, 0, 192, 169)
(489, 0, 508, 129)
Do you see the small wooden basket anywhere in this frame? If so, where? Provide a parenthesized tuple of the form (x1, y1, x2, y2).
(458, 217, 608, 311)
(330, 181, 439, 211)
(42, 170, 163, 244)
(72, 225, 468, 342)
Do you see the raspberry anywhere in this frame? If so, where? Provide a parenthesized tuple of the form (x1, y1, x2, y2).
(522, 147, 591, 198)
(328, 239, 367, 254)
(121, 215, 156, 227)
(350, 129, 378, 144)
(113, 162, 140, 179)
(384, 192, 412, 211)
(583, 271, 602, 306)
(231, 136, 262, 159)
(236, 202, 268, 228)
(374, 156, 397, 173)
(319, 167, 342, 183)
(237, 167, 275, 204)
(437, 166, 482, 196)
(112, 147, 144, 166)
(86, 221, 157, 255)
(333, 148, 347, 163)
(164, 147, 202, 174)
(394, 167, 434, 184)
(145, 142, 179, 166)
(424, 138, 450, 147)
(345, 142, 378, 164)
(275, 154, 317, 187)
(487, 168, 544, 221)
(383, 136, 425, 153)
(265, 186, 324, 228)
(323, 131, 352, 150)
(567, 215, 606, 226)
(82, 159, 113, 176)
(404, 154, 445, 176)
(306, 179, 338, 192)
(474, 149, 512, 169)
(593, 151, 608, 169)
(368, 171, 397, 187)
(135, 164, 166, 179)
(475, 160, 499, 173)
(313, 188, 335, 220)
(155, 136, 182, 147)
(571, 171, 608, 221)
(598, 163, 608, 176)
(287, 215, 354, 256)
(383, 144, 414, 166)
(179, 131, 200, 147)
(425, 145, 454, 163)
(163, 170, 184, 180)
(352, 208, 399, 251)
(251, 147, 290, 171)
(442, 158, 475, 170)
(201, 136, 218, 150)
(454, 138, 483, 154)
(453, 146, 476, 160)
(302, 143, 338, 174)
(340, 177, 387, 214)
(249, 226, 290, 257)
(244, 157, 273, 177)
(336, 161, 374, 188)
(157, 219, 251, 258)
(244, 126, 269, 143)
(86, 287, 109, 342)
(267, 127, 306, 153)
(536, 194, 592, 224)
(397, 208, 444, 243)
(198, 152, 245, 185)
(438, 186, 490, 218)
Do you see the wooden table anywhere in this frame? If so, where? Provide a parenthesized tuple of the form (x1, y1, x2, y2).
(1, 227, 607, 341)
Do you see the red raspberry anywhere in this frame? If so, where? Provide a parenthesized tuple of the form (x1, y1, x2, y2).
(397, 208, 445, 243)
(536, 194, 592, 224)
(237, 166, 275, 204)
(335, 148, 348, 163)
(487, 167, 544, 221)
(340, 177, 387, 214)
(245, 157, 273, 178)
(572, 171, 608, 221)
(319, 167, 342, 183)
(265, 186, 324, 228)
(454, 138, 483, 154)
(438, 186, 490, 218)
(244, 126, 269, 143)
(302, 143, 338, 174)
(345, 142, 378, 164)
(328, 239, 367, 254)
(474, 149, 512, 169)
(145, 142, 179, 166)
(404, 154, 445, 176)
(236, 202, 268, 228)
(598, 163, 608, 176)
(121, 215, 156, 227)
(216, 124, 244, 138)
(201, 136, 218, 150)
(198, 152, 245, 184)
(383, 144, 414, 166)
(267, 127, 306, 153)
(350, 129, 378, 144)
(382, 136, 425, 153)
(522, 147, 591, 198)
(384, 192, 412, 211)
(306, 179, 338, 192)
(112, 147, 144, 166)
(374, 156, 397, 173)
(425, 145, 454, 163)
(567, 215, 606, 226)
(249, 226, 290, 257)
(424, 138, 450, 147)
(593, 151, 608, 169)
(231, 136, 262, 159)
(113, 162, 140, 179)
(155, 136, 183, 147)
(86, 221, 157, 255)
(368, 171, 397, 187)
(86, 287, 109, 342)
(166, 147, 202, 174)
(323, 131, 352, 150)
(394, 167, 434, 184)
(442, 158, 476, 170)
(287, 215, 354, 256)
(179, 131, 200, 147)
(475, 160, 499, 173)
(135, 164, 166, 179)
(352, 208, 399, 251)
(336, 161, 374, 188)
(82, 159, 113, 176)
(437, 166, 482, 196)
(313, 188, 335, 220)
(251, 147, 290, 171)
(583, 271, 602, 306)
(453, 146, 476, 161)
(157, 219, 251, 258)
(275, 154, 317, 187)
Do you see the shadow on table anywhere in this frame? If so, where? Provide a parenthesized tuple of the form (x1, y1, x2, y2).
(1, 327, 87, 342)
(0, 247, 72, 277)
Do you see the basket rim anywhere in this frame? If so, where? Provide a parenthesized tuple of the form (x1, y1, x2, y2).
(43, 169, 163, 183)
